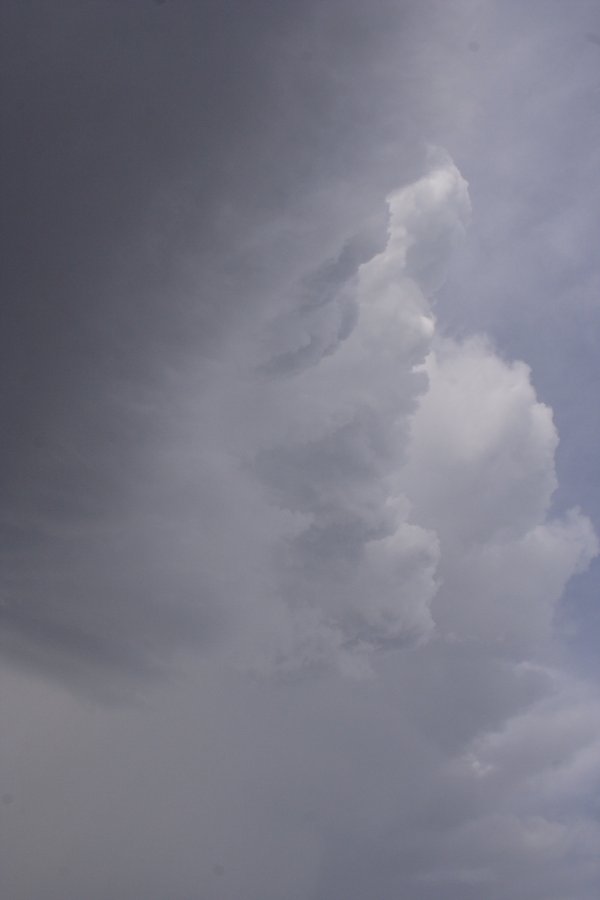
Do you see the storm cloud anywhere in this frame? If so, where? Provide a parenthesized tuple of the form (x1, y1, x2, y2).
(2, 2, 600, 899)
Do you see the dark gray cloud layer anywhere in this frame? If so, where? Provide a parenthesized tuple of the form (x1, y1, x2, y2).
(2, 0, 473, 683)
(2, 0, 426, 680)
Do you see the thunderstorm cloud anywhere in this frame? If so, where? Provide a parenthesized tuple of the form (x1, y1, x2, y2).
(2, 3, 600, 899)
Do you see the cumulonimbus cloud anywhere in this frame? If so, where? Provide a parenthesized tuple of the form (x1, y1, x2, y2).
(197, 151, 596, 676)
(2, 153, 596, 686)
(2, 150, 600, 900)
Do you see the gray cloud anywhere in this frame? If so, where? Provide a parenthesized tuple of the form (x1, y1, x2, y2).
(2, 2, 600, 899)
(2, 0, 474, 684)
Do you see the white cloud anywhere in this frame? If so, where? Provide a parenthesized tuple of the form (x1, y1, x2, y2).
(403, 336, 597, 650)
(213, 153, 596, 674)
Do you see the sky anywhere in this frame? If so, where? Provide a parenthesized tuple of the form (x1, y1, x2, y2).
(2, 1, 600, 898)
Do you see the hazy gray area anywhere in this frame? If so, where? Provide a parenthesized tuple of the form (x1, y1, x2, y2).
(2, 2, 600, 898)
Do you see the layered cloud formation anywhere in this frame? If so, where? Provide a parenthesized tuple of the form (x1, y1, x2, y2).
(3, 150, 600, 899)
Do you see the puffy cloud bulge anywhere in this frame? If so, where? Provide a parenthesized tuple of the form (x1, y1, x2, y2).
(191, 152, 595, 674)
(2, 154, 600, 899)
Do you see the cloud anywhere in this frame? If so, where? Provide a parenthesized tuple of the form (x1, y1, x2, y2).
(2, 153, 600, 899)
(1, 152, 596, 687)
(242, 158, 471, 669)
(403, 336, 597, 651)
(2, 4, 600, 897)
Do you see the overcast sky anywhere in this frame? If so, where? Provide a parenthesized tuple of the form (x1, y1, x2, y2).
(2, 2, 600, 898)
